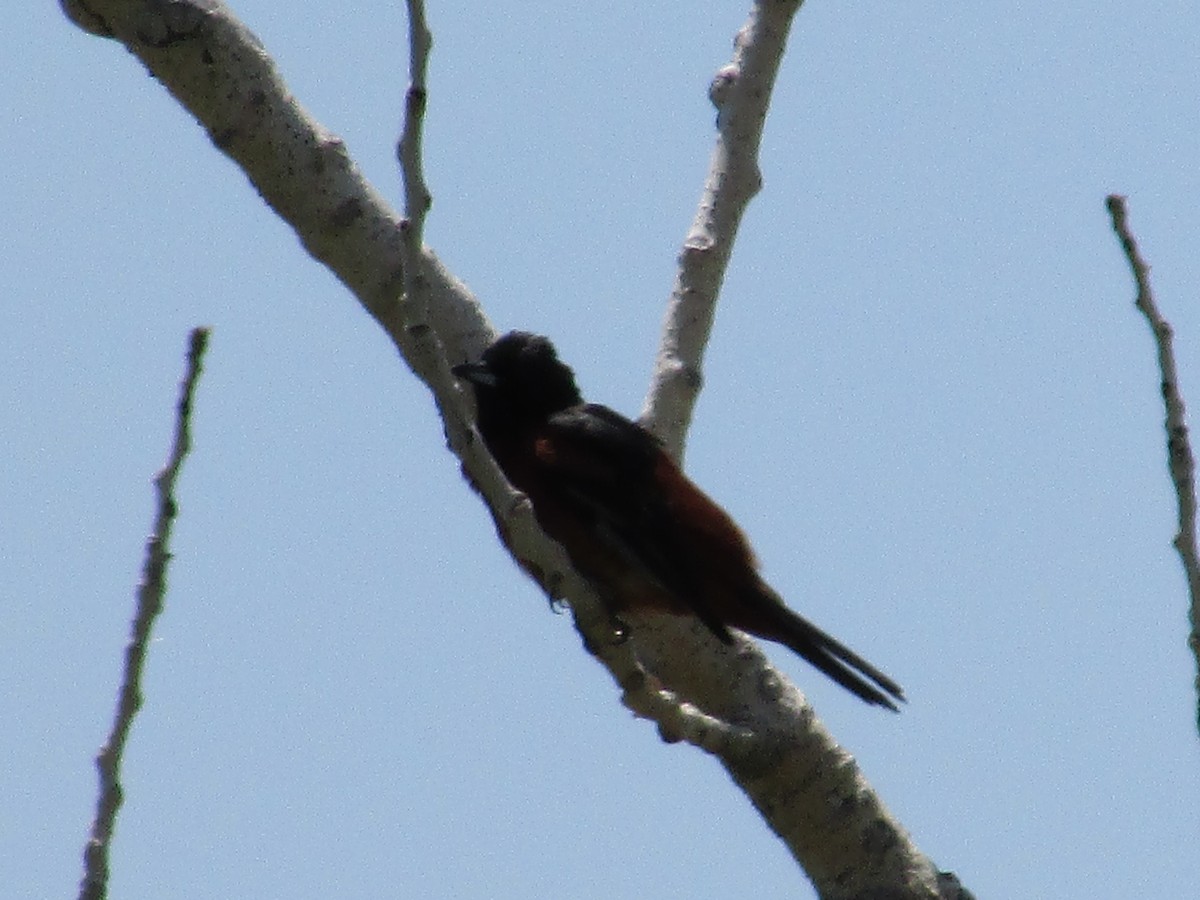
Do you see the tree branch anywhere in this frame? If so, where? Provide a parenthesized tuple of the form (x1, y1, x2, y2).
(642, 1, 799, 462)
(79, 327, 210, 900)
(1106, 194, 1200, 733)
(60, 0, 489, 361)
(395, 0, 435, 366)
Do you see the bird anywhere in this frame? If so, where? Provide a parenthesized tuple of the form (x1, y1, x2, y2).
(453, 331, 904, 711)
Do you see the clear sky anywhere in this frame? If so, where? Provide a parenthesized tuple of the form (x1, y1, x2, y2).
(5, 2, 1199, 898)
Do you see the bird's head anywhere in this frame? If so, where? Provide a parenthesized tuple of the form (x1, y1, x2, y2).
(453, 331, 583, 428)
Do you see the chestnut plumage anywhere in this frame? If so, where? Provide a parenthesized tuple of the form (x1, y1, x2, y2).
(454, 331, 904, 710)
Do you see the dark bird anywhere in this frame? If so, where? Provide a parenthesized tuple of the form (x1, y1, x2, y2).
(453, 331, 904, 711)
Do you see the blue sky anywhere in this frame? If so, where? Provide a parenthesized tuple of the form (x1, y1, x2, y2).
(5, 2, 1199, 898)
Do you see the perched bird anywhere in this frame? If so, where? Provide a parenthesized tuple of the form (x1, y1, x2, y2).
(453, 331, 904, 710)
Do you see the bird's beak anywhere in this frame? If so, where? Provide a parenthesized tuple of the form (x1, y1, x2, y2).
(451, 361, 497, 387)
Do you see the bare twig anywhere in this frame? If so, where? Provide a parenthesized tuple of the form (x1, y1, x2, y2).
(79, 327, 211, 900)
(643, 0, 804, 461)
(396, 0, 433, 346)
(1106, 194, 1200, 733)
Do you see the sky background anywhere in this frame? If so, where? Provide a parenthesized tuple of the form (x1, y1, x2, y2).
(5, 2, 1200, 898)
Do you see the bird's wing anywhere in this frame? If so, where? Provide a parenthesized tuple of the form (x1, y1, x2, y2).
(534, 404, 735, 643)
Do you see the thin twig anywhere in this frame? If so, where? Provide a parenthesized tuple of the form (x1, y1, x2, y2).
(396, 0, 434, 353)
(1106, 194, 1200, 733)
(79, 327, 211, 900)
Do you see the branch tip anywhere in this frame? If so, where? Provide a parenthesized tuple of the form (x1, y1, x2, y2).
(1106, 195, 1200, 732)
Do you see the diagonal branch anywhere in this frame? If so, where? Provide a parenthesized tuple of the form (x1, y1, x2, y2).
(60, 0, 490, 363)
(79, 327, 210, 900)
(1106, 194, 1200, 733)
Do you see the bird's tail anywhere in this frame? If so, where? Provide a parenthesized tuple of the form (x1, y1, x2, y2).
(739, 586, 906, 711)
